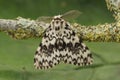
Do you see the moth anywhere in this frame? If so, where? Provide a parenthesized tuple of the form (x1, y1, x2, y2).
(34, 10, 93, 69)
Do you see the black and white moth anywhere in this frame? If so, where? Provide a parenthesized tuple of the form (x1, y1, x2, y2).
(34, 10, 93, 69)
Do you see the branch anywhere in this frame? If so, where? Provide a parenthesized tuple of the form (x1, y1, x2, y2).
(0, 0, 120, 42)
(0, 17, 45, 39)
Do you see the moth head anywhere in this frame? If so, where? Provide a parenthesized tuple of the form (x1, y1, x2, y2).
(51, 15, 65, 31)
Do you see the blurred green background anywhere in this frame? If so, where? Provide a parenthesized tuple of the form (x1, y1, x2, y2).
(0, 0, 120, 80)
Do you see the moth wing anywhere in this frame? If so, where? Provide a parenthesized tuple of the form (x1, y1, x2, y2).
(62, 10, 82, 21)
(36, 16, 53, 23)
(62, 25, 93, 66)
(34, 28, 61, 69)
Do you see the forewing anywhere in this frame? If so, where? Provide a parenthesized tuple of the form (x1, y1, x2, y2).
(62, 23, 93, 66)
(34, 27, 61, 69)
